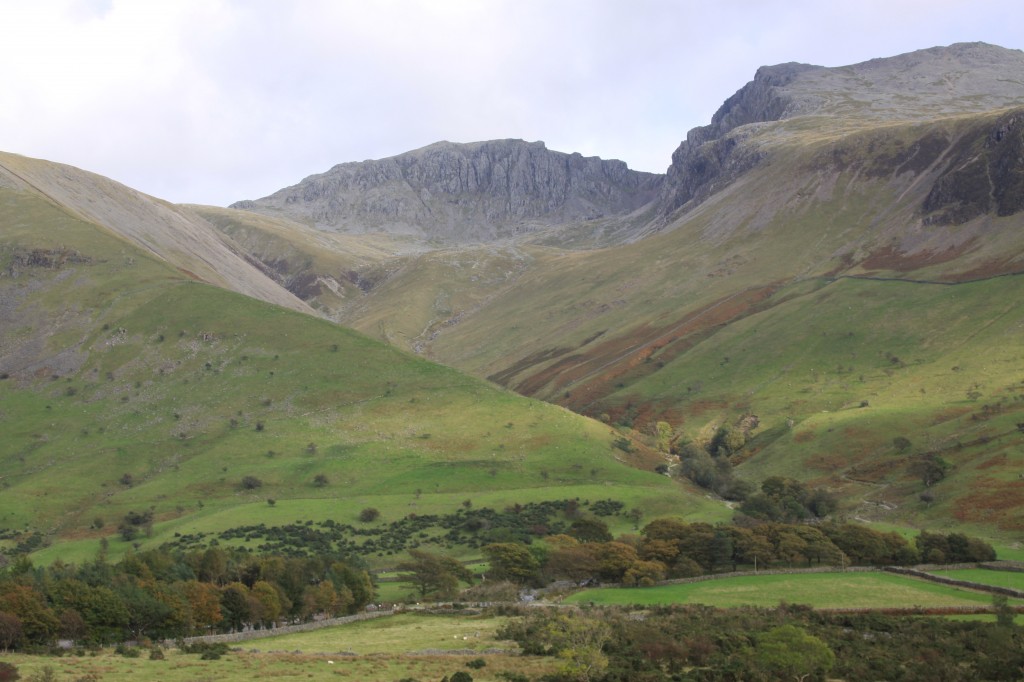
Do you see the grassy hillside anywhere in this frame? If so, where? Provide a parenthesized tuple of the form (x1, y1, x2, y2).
(215, 111, 1024, 540)
(0, 186, 721, 566)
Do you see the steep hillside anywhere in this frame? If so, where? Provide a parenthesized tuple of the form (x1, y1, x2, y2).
(0, 152, 311, 315)
(220, 43, 1024, 538)
(0, 179, 717, 565)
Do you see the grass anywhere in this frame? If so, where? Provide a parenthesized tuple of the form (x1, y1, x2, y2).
(3, 649, 555, 682)
(3, 613, 552, 682)
(0, 192, 722, 566)
(251, 612, 513, 653)
(562, 571, 1019, 609)
(929, 569, 1024, 591)
(236, 113, 1024, 544)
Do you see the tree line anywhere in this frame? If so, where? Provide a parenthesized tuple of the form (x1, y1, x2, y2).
(0, 547, 374, 651)
(396, 516, 995, 598)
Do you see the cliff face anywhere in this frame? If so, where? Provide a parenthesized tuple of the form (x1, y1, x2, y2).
(232, 139, 663, 243)
(658, 42, 1024, 219)
(233, 43, 1024, 244)
(923, 109, 1024, 225)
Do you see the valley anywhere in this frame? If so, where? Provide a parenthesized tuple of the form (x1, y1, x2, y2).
(1, 42, 1024, 679)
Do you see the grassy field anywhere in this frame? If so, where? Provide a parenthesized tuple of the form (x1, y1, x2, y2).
(0, 192, 726, 567)
(3, 650, 555, 682)
(930, 568, 1024, 590)
(562, 571, 1017, 609)
(251, 612, 513, 654)
(2, 613, 554, 682)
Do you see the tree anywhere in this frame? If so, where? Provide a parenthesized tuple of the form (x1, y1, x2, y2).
(623, 559, 667, 587)
(543, 543, 601, 583)
(567, 518, 612, 543)
(396, 550, 473, 599)
(915, 454, 951, 487)
(182, 580, 223, 632)
(358, 507, 380, 522)
(313, 473, 329, 487)
(540, 613, 612, 681)
(594, 541, 639, 582)
(893, 436, 912, 453)
(219, 583, 251, 632)
(0, 612, 23, 652)
(303, 581, 350, 618)
(196, 547, 228, 584)
(750, 624, 834, 681)
(483, 543, 541, 584)
(0, 585, 59, 646)
(250, 581, 283, 628)
(117, 583, 172, 640)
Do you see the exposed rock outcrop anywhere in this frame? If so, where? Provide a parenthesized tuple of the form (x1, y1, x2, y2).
(658, 43, 1024, 219)
(923, 108, 1024, 224)
(232, 140, 663, 243)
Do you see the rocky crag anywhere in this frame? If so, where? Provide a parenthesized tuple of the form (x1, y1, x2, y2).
(232, 139, 663, 243)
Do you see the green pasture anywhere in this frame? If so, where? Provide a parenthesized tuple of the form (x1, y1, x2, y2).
(946, 613, 1024, 625)
(563, 571, 1018, 609)
(930, 568, 1024, 591)
(2, 613, 549, 682)
(252, 612, 513, 654)
(1, 199, 723, 566)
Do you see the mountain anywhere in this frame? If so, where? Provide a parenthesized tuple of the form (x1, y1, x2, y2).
(230, 139, 663, 244)
(0, 152, 311, 315)
(658, 41, 1024, 220)
(0, 152, 715, 565)
(219, 42, 1024, 539)
(3, 42, 1024, 561)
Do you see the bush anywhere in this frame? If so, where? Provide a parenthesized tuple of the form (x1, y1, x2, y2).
(114, 642, 141, 658)
(466, 658, 487, 669)
(181, 641, 230, 659)
(241, 475, 263, 490)
(25, 667, 57, 682)
(0, 662, 19, 682)
(359, 507, 380, 522)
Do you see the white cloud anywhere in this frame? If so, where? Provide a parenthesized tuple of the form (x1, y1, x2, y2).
(1, 0, 1022, 205)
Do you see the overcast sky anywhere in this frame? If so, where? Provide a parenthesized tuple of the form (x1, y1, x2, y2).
(2, 0, 1022, 206)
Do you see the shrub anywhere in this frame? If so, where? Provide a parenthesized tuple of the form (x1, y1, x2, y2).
(114, 642, 141, 658)
(0, 662, 19, 682)
(359, 507, 380, 522)
(241, 475, 263, 490)
(182, 641, 230, 659)
(26, 667, 57, 682)
(466, 658, 486, 669)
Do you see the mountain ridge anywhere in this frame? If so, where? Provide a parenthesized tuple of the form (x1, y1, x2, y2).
(231, 139, 663, 244)
(4, 41, 1024, 550)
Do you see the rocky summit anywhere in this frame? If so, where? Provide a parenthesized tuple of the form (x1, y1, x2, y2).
(231, 139, 663, 243)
